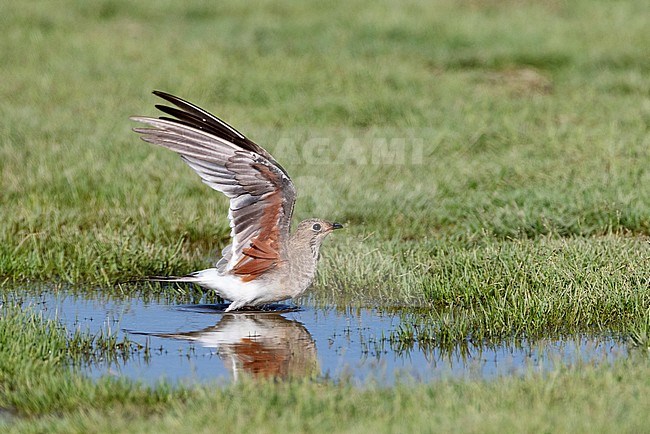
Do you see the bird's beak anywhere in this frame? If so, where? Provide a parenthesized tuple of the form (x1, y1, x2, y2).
(331, 222, 344, 230)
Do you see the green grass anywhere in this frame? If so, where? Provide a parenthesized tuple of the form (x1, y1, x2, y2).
(1, 0, 650, 431)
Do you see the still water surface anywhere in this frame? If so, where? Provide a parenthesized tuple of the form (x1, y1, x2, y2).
(17, 291, 627, 385)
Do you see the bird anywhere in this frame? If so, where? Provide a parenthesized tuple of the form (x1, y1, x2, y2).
(131, 91, 343, 312)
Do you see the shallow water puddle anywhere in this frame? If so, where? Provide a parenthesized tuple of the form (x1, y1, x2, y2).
(17, 292, 627, 385)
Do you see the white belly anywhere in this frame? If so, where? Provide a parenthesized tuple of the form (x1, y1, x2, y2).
(191, 268, 287, 308)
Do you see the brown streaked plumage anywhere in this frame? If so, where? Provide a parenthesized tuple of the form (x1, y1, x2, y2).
(131, 91, 342, 311)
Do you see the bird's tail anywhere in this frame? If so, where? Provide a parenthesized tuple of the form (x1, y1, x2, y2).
(147, 272, 202, 284)
(120, 269, 217, 286)
(118, 273, 202, 286)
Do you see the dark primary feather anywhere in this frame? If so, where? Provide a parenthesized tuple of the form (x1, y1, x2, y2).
(131, 91, 297, 281)
(152, 91, 290, 178)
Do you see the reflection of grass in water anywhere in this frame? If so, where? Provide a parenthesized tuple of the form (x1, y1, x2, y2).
(629, 311, 650, 353)
(389, 321, 625, 366)
(0, 300, 142, 369)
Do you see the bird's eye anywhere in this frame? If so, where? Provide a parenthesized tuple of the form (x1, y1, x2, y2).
(312, 223, 322, 231)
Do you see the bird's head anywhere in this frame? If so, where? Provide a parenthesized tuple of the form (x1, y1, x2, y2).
(294, 218, 344, 246)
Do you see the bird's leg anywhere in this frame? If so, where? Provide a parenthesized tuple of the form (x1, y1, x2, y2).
(224, 300, 247, 312)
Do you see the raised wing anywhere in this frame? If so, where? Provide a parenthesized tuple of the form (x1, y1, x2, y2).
(131, 91, 296, 281)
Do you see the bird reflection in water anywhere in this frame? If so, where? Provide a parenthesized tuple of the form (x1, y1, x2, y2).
(148, 310, 319, 381)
